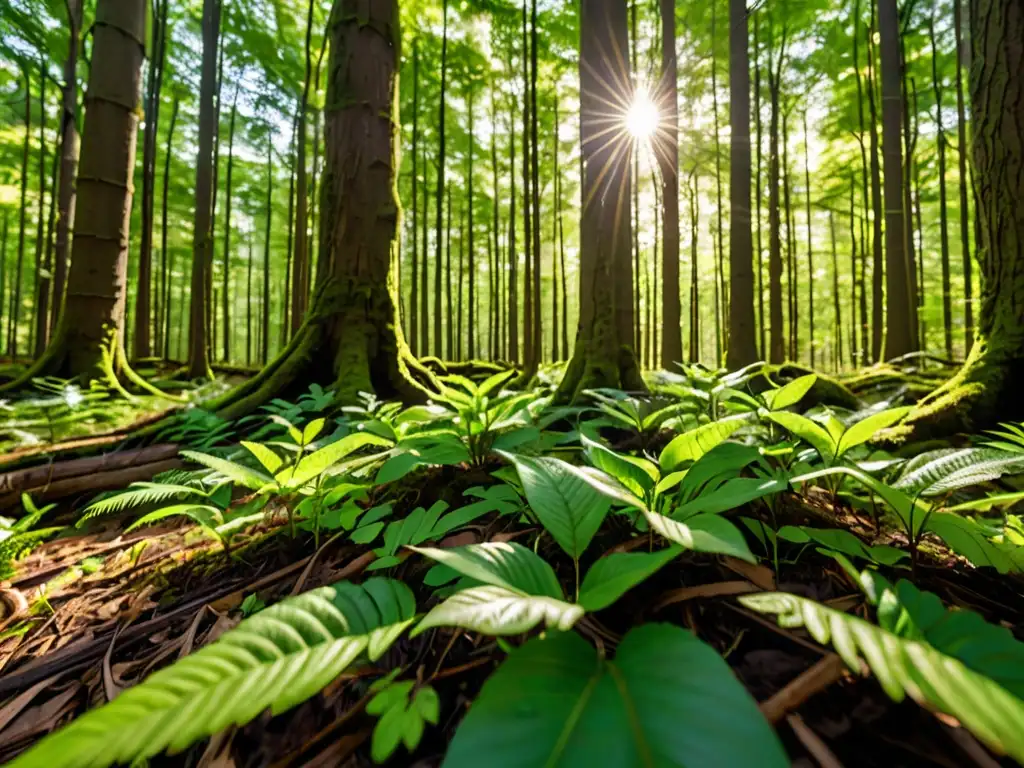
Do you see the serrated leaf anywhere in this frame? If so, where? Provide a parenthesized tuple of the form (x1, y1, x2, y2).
(894, 448, 1024, 496)
(442, 624, 787, 767)
(578, 547, 682, 612)
(11, 578, 416, 768)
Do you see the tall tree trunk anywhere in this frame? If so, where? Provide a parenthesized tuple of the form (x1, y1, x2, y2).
(262, 135, 272, 365)
(766, 21, 787, 364)
(289, 0, 315, 334)
(658, 0, 682, 368)
(893, 0, 1023, 439)
(245, 236, 253, 366)
(711, 2, 725, 364)
(508, 108, 519, 363)
(446, 186, 454, 359)
(783, 112, 796, 360)
(33, 61, 50, 357)
(409, 42, 419, 356)
(521, 0, 533, 370)
(559, 166, 568, 359)
(803, 110, 814, 367)
(530, 0, 541, 368)
(557, 0, 644, 401)
(727, 0, 756, 369)
(930, 12, 953, 359)
(187, 0, 221, 379)
(0, 214, 7, 349)
(211, 0, 437, 418)
(161, 97, 178, 359)
(866, 10, 885, 362)
(491, 84, 501, 360)
(282, 116, 297, 350)
(50, 0, 83, 336)
(954, 0, 973, 351)
(551, 96, 560, 361)
(421, 158, 430, 355)
(631, 1, 641, 354)
(879, 0, 914, 358)
(852, 0, 871, 365)
(132, 0, 167, 359)
(830, 211, 842, 369)
(849, 176, 861, 367)
(220, 91, 238, 363)
(5, 0, 146, 384)
(207, 22, 225, 355)
(688, 170, 701, 363)
(8, 68, 30, 360)
(467, 87, 476, 360)
(753, 13, 765, 361)
(434, 0, 449, 359)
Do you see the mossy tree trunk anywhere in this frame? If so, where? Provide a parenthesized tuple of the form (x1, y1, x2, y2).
(211, 0, 436, 421)
(3, 0, 145, 386)
(892, 0, 1023, 439)
(555, 0, 643, 402)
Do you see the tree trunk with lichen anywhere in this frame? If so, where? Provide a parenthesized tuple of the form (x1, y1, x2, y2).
(889, 0, 1023, 440)
(555, 0, 644, 402)
(210, 0, 436, 421)
(2, 0, 145, 388)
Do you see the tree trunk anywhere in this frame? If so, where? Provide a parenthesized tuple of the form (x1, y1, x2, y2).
(211, 0, 436, 418)
(161, 97, 178, 359)
(930, 12, 953, 359)
(766, 21, 787, 364)
(631, 2, 641, 355)
(852, 0, 870, 366)
(866, 10, 885, 362)
(220, 92, 238, 363)
(446, 186, 454, 359)
(803, 110, 814, 367)
(753, 13, 765, 361)
(409, 42, 419, 356)
(830, 211, 842, 370)
(0, 214, 7, 348)
(290, 0, 315, 334)
(954, 0, 973, 351)
(521, 0, 533, 371)
(468, 87, 476, 360)
(688, 170, 700, 362)
(508, 108, 519, 363)
(879, 0, 914, 358)
(246, 236, 253, 367)
(8, 68, 30, 360)
(421, 158, 430, 355)
(435, 0, 448, 360)
(187, 0, 221, 379)
(282, 116, 297, 350)
(551, 96, 560, 362)
(5, 0, 146, 385)
(783, 112, 796, 360)
(32, 61, 50, 358)
(891, 0, 1023, 439)
(726, 0, 756, 369)
(530, 0, 541, 368)
(50, 0, 83, 336)
(132, 0, 167, 360)
(658, 0, 682, 368)
(262, 136, 273, 365)
(556, 0, 644, 401)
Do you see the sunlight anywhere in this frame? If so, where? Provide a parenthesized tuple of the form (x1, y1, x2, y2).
(625, 86, 659, 140)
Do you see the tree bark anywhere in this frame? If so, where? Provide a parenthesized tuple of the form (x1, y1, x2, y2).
(803, 110, 814, 367)
(866, 10, 885, 362)
(688, 170, 700, 362)
(658, 0, 682, 368)
(435, 0, 449, 360)
(726, 0, 756, 369)
(8, 67, 30, 360)
(521, 0, 534, 370)
(753, 13, 765, 361)
(766, 20, 787, 364)
(830, 211, 842, 369)
(409, 42, 419, 356)
(890, 0, 1023, 439)
(930, 11, 953, 359)
(282, 115, 297, 350)
(711, 1, 725, 364)
(556, 0, 644, 401)
(161, 97, 178, 359)
(4, 0, 146, 385)
(954, 0, 973, 351)
(262, 135, 273, 365)
(211, 0, 437, 419)
(468, 87, 477, 360)
(50, 0, 83, 337)
(290, 0, 315, 335)
(32, 61, 49, 357)
(508, 106, 519, 363)
(530, 0, 541, 369)
(220, 91, 238, 363)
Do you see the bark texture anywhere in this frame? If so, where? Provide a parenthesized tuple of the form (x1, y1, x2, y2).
(658, 0, 682, 368)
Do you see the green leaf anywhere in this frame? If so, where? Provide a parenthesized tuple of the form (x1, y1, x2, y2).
(659, 416, 747, 472)
(894, 448, 1024, 496)
(180, 450, 276, 491)
(126, 504, 222, 533)
(792, 466, 929, 536)
(11, 578, 416, 768)
(442, 624, 787, 768)
(581, 433, 658, 499)
(836, 407, 912, 456)
(777, 526, 907, 565)
(241, 441, 283, 474)
(925, 513, 1019, 574)
(578, 547, 682, 612)
(302, 417, 326, 444)
(742, 592, 1024, 763)
(643, 510, 757, 563)
(766, 374, 817, 411)
(765, 412, 836, 462)
(408, 542, 563, 599)
(501, 453, 611, 559)
(413, 585, 584, 636)
(672, 476, 787, 519)
(281, 432, 392, 490)
(947, 490, 1024, 513)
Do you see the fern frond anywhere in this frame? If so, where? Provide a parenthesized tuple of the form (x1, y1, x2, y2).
(894, 447, 1024, 496)
(79, 483, 208, 525)
(743, 592, 1024, 762)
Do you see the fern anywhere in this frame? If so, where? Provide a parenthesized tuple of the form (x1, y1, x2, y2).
(894, 447, 1024, 496)
(743, 591, 1024, 762)
(79, 482, 210, 525)
(10, 578, 417, 768)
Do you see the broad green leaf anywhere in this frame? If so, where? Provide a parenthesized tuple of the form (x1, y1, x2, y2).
(894, 448, 1024, 496)
(282, 432, 392, 489)
(925, 513, 1019, 574)
(577, 547, 682, 612)
(501, 453, 611, 559)
(477, 369, 517, 398)
(180, 450, 275, 491)
(581, 434, 658, 499)
(659, 416, 747, 472)
(777, 526, 907, 565)
(836, 407, 913, 457)
(241, 441, 284, 474)
(126, 504, 222, 533)
(643, 510, 756, 563)
(948, 490, 1024, 513)
(743, 592, 1024, 763)
(408, 542, 563, 599)
(413, 585, 583, 636)
(11, 579, 416, 768)
(672, 476, 787, 519)
(765, 412, 836, 462)
(302, 417, 327, 444)
(766, 374, 817, 411)
(443, 624, 787, 767)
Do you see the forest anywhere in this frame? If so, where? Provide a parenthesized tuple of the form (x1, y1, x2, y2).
(0, 0, 1022, 763)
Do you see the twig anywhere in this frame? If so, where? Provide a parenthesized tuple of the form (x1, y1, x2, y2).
(760, 653, 848, 724)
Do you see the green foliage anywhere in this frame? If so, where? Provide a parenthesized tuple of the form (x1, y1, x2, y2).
(367, 675, 440, 762)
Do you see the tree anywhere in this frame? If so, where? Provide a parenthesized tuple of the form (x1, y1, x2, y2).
(555, 0, 644, 401)
(290, 0, 316, 335)
(211, 0, 437, 419)
(187, 0, 221, 380)
(930, 9, 953, 359)
(954, 0, 973, 350)
(892, 0, 1023, 438)
(657, 0, 682, 368)
(3, 0, 146, 385)
(765, 17, 788, 364)
(726, 0, 757, 369)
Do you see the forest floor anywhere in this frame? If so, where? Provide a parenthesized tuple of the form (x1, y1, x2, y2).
(1, 357, 1022, 767)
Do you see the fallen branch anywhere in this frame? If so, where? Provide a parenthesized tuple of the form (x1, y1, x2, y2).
(760, 653, 848, 724)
